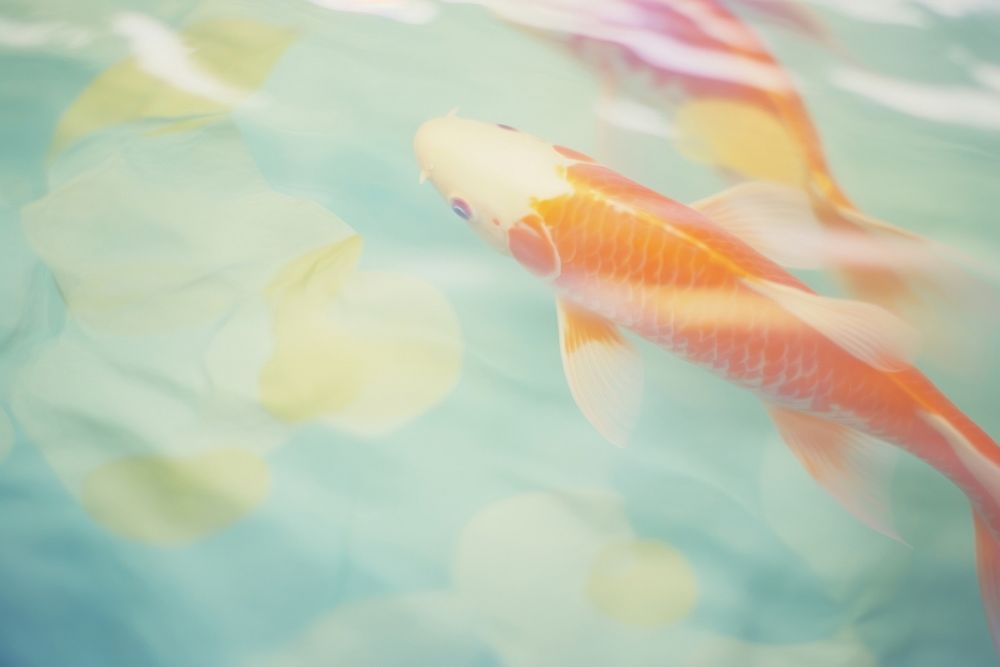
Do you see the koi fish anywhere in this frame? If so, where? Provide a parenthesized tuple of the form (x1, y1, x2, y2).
(468, 0, 956, 319)
(415, 115, 1000, 653)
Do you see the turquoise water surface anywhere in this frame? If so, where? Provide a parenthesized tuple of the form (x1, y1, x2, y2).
(2, 1, 1000, 665)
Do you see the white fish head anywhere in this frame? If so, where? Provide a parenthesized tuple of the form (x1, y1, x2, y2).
(414, 114, 574, 253)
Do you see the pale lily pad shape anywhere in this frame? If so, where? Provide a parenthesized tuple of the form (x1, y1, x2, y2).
(256, 235, 463, 435)
(455, 491, 634, 635)
(454, 491, 702, 665)
(17, 118, 461, 542)
(51, 16, 297, 156)
(758, 438, 905, 599)
(11, 332, 281, 544)
(81, 448, 270, 546)
(22, 122, 354, 336)
(0, 407, 13, 464)
(257, 490, 871, 666)
(587, 539, 698, 627)
(249, 593, 499, 667)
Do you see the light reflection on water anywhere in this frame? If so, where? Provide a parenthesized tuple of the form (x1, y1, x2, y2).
(0, 1, 999, 666)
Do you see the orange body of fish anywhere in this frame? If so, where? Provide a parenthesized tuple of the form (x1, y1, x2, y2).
(416, 115, 1000, 653)
(527, 0, 933, 312)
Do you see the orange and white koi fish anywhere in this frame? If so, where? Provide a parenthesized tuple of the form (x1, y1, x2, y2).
(469, 0, 956, 318)
(415, 115, 1000, 653)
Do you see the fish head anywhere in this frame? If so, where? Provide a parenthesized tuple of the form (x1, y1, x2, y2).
(414, 115, 576, 254)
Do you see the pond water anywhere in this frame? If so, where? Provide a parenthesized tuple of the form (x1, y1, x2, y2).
(1, 1, 999, 665)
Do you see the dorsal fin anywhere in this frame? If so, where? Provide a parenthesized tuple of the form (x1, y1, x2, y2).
(743, 278, 919, 372)
(691, 181, 824, 269)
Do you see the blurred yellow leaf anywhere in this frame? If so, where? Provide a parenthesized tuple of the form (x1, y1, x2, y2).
(81, 448, 270, 545)
(51, 17, 297, 156)
(675, 97, 806, 186)
(259, 237, 463, 433)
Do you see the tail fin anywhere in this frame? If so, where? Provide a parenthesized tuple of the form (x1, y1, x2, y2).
(975, 513, 1000, 654)
(925, 412, 1000, 654)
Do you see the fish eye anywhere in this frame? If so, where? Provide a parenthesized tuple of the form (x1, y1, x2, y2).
(450, 197, 473, 220)
(497, 123, 517, 131)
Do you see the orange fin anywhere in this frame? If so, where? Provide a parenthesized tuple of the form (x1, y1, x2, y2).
(743, 278, 919, 372)
(831, 202, 919, 240)
(974, 513, 1000, 654)
(768, 406, 904, 543)
(691, 181, 824, 269)
(557, 299, 643, 448)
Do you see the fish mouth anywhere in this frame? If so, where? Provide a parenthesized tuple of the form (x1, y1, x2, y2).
(419, 167, 431, 184)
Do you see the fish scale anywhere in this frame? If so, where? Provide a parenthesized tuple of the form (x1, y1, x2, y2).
(414, 115, 1000, 654)
(537, 161, 1000, 547)
(540, 163, 969, 461)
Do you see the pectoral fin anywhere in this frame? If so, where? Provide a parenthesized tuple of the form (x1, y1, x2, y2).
(768, 406, 903, 543)
(557, 299, 643, 448)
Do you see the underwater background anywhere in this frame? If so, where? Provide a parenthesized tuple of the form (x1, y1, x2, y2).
(1, 1, 1000, 665)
